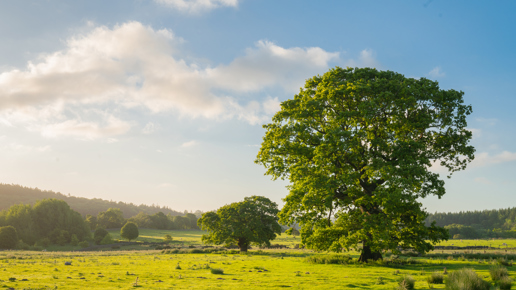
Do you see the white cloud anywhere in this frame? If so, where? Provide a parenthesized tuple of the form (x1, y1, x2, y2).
(470, 151, 516, 168)
(0, 22, 375, 138)
(428, 66, 445, 78)
(181, 140, 199, 147)
(154, 0, 238, 13)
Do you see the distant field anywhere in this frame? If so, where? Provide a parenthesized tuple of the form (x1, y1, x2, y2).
(434, 239, 516, 248)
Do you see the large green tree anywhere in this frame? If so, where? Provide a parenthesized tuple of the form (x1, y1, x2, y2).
(197, 196, 282, 252)
(256, 67, 475, 262)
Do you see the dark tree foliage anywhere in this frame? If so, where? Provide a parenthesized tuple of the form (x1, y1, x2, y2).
(97, 208, 125, 229)
(0, 225, 18, 249)
(120, 222, 139, 241)
(94, 228, 109, 245)
(256, 67, 475, 261)
(0, 198, 90, 245)
(127, 211, 199, 230)
(32, 199, 91, 242)
(198, 196, 282, 252)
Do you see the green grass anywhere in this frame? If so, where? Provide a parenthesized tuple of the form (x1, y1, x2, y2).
(2, 248, 515, 289)
(5, 235, 516, 289)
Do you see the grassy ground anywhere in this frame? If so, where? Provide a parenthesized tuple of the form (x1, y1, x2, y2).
(1, 249, 513, 289)
(4, 234, 516, 289)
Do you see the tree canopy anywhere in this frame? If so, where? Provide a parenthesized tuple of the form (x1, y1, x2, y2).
(256, 67, 475, 261)
(197, 196, 282, 252)
(120, 222, 139, 241)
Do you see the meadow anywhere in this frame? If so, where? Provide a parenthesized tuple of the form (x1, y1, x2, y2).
(1, 230, 515, 289)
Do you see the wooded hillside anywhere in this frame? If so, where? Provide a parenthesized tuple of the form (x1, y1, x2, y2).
(0, 184, 183, 218)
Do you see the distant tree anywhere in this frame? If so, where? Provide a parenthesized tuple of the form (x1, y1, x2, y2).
(184, 213, 199, 230)
(0, 225, 18, 249)
(97, 208, 125, 228)
(4, 204, 36, 245)
(150, 212, 170, 229)
(85, 215, 97, 231)
(32, 199, 91, 242)
(120, 222, 139, 241)
(94, 228, 109, 245)
(128, 212, 153, 228)
(172, 216, 188, 230)
(164, 234, 173, 242)
(197, 196, 282, 252)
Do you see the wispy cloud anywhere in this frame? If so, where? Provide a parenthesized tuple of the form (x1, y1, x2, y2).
(154, 0, 239, 13)
(428, 66, 445, 78)
(181, 140, 199, 148)
(470, 151, 516, 168)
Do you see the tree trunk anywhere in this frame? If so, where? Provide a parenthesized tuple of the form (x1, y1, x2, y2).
(238, 238, 248, 252)
(358, 241, 382, 262)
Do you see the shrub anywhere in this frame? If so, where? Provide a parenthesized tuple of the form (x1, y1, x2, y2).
(16, 240, 30, 250)
(427, 271, 444, 284)
(210, 268, 224, 275)
(445, 268, 490, 290)
(100, 233, 114, 245)
(498, 277, 513, 290)
(305, 254, 352, 265)
(78, 241, 89, 248)
(397, 275, 415, 290)
(164, 234, 173, 242)
(490, 265, 509, 282)
(70, 234, 79, 246)
(0, 226, 18, 249)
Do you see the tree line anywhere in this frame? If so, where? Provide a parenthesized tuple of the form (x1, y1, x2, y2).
(0, 183, 202, 218)
(426, 207, 516, 239)
(0, 198, 199, 249)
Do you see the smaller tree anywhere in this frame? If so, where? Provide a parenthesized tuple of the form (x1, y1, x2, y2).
(120, 222, 139, 241)
(197, 196, 281, 252)
(94, 227, 109, 245)
(0, 226, 18, 249)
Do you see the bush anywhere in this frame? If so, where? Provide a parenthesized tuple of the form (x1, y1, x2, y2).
(100, 233, 114, 245)
(164, 234, 173, 242)
(498, 277, 513, 290)
(490, 265, 509, 282)
(70, 234, 79, 246)
(16, 240, 30, 250)
(94, 228, 109, 245)
(0, 226, 18, 249)
(445, 268, 490, 290)
(305, 254, 352, 265)
(427, 271, 444, 284)
(78, 241, 89, 248)
(210, 268, 224, 274)
(397, 275, 415, 290)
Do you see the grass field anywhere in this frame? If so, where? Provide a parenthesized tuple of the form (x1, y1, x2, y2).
(3, 232, 516, 289)
(1, 249, 513, 289)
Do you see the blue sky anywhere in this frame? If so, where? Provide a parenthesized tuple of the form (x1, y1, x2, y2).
(0, 0, 515, 213)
